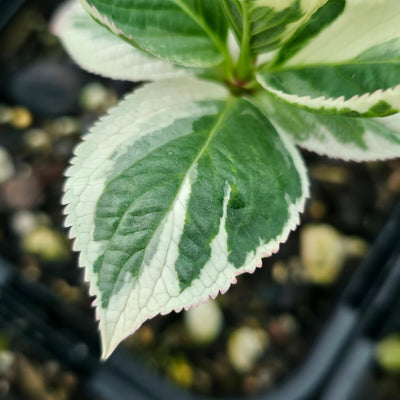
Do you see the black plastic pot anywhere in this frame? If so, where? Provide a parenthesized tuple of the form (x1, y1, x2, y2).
(0, 204, 399, 400)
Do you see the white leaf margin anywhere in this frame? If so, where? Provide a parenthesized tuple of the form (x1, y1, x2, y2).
(255, 92, 400, 161)
(256, 78, 400, 117)
(293, 113, 400, 161)
(51, 0, 189, 82)
(63, 77, 309, 358)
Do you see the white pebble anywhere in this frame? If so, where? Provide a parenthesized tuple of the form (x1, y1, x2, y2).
(184, 299, 223, 344)
(228, 327, 269, 373)
(0, 147, 15, 184)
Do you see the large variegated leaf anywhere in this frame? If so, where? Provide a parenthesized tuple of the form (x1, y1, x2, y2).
(280, 0, 400, 67)
(78, 0, 229, 68)
(256, 0, 400, 117)
(272, 0, 346, 66)
(52, 0, 189, 81)
(219, 0, 327, 55)
(63, 78, 308, 358)
(256, 61, 400, 117)
(257, 92, 400, 161)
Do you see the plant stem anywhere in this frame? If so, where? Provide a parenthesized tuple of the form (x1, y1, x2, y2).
(235, 1, 253, 83)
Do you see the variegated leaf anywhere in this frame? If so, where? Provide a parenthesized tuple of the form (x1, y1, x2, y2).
(219, 0, 327, 55)
(256, 0, 400, 117)
(63, 78, 308, 358)
(256, 61, 400, 117)
(280, 0, 400, 67)
(52, 0, 189, 81)
(257, 92, 400, 161)
(78, 0, 229, 68)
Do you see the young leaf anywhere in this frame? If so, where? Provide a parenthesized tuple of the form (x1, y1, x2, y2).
(63, 78, 309, 358)
(257, 92, 400, 161)
(78, 0, 229, 68)
(220, 0, 327, 55)
(52, 0, 189, 81)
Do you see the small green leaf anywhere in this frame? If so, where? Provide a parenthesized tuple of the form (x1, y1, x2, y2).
(63, 78, 308, 358)
(257, 92, 400, 161)
(52, 0, 190, 81)
(79, 0, 229, 68)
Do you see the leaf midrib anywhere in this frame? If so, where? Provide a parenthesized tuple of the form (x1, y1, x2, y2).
(97, 97, 236, 298)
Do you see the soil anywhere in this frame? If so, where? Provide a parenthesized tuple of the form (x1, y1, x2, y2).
(0, 2, 399, 400)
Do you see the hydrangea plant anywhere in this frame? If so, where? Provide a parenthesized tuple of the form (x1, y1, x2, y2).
(53, 0, 400, 358)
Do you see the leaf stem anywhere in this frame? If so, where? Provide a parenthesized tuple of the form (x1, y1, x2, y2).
(235, 1, 253, 83)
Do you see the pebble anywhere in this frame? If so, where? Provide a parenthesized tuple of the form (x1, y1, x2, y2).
(10, 106, 33, 129)
(300, 224, 346, 285)
(11, 211, 39, 236)
(46, 117, 81, 138)
(24, 129, 52, 153)
(309, 164, 349, 185)
(307, 200, 327, 219)
(268, 314, 298, 344)
(167, 356, 194, 388)
(80, 82, 117, 112)
(184, 299, 223, 344)
(15, 356, 53, 400)
(375, 335, 400, 372)
(271, 261, 289, 284)
(9, 62, 80, 117)
(22, 226, 69, 261)
(1, 169, 42, 209)
(0, 351, 15, 376)
(227, 327, 269, 373)
(0, 147, 15, 184)
(0, 105, 13, 124)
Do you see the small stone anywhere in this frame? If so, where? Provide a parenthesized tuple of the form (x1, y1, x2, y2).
(167, 356, 194, 388)
(271, 261, 289, 284)
(22, 226, 69, 261)
(227, 327, 269, 373)
(15, 356, 53, 400)
(0, 105, 13, 124)
(0, 147, 15, 184)
(46, 117, 81, 138)
(24, 129, 52, 153)
(80, 82, 117, 111)
(10, 211, 38, 236)
(310, 164, 349, 185)
(375, 335, 400, 372)
(268, 314, 298, 344)
(10, 106, 33, 129)
(0, 351, 15, 375)
(184, 299, 223, 344)
(1, 169, 43, 209)
(137, 325, 154, 346)
(300, 224, 346, 285)
(9, 62, 80, 117)
(307, 200, 327, 219)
